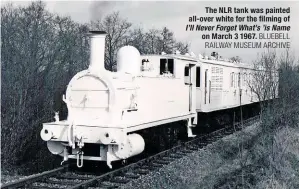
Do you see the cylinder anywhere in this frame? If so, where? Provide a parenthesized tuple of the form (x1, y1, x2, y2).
(47, 141, 64, 155)
(113, 133, 145, 159)
(89, 31, 107, 72)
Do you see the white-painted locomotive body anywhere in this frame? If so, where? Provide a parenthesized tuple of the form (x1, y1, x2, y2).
(41, 31, 271, 168)
(41, 31, 197, 168)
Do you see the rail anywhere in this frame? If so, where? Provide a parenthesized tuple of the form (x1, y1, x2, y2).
(1, 165, 68, 189)
(1, 115, 260, 189)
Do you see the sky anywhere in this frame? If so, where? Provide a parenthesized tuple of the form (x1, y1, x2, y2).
(5, 1, 299, 63)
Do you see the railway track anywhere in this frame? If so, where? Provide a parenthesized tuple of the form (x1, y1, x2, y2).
(1, 115, 260, 189)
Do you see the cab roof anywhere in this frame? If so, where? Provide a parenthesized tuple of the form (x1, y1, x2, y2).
(141, 54, 253, 69)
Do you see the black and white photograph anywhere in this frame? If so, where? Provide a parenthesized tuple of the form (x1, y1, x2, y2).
(1, 1, 299, 188)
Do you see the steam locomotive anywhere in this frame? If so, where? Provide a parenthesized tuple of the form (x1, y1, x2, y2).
(40, 31, 273, 168)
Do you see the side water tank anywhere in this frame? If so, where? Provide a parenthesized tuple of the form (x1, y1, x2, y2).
(117, 46, 141, 75)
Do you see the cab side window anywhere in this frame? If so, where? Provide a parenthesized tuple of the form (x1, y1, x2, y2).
(184, 65, 190, 85)
(160, 59, 174, 75)
(196, 67, 200, 87)
(184, 66, 189, 76)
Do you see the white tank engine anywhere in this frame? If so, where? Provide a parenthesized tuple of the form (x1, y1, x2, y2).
(40, 31, 197, 168)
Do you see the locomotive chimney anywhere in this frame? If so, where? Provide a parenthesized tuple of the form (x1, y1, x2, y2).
(89, 31, 107, 72)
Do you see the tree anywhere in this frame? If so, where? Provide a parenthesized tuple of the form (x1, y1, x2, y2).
(230, 56, 242, 63)
(247, 51, 279, 112)
(125, 27, 147, 53)
(90, 12, 132, 71)
(1, 1, 89, 167)
(175, 41, 190, 55)
(144, 28, 160, 54)
(278, 50, 299, 108)
(157, 27, 175, 54)
(129, 27, 190, 55)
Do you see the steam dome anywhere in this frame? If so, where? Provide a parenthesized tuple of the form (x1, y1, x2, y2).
(117, 46, 141, 75)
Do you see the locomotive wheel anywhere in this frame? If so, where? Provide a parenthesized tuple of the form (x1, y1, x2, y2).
(165, 125, 175, 148)
(157, 123, 181, 151)
(158, 126, 167, 151)
(172, 125, 179, 145)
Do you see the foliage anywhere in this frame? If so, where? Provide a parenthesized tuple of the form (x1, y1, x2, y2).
(1, 1, 88, 167)
(230, 56, 242, 63)
(235, 49, 299, 189)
